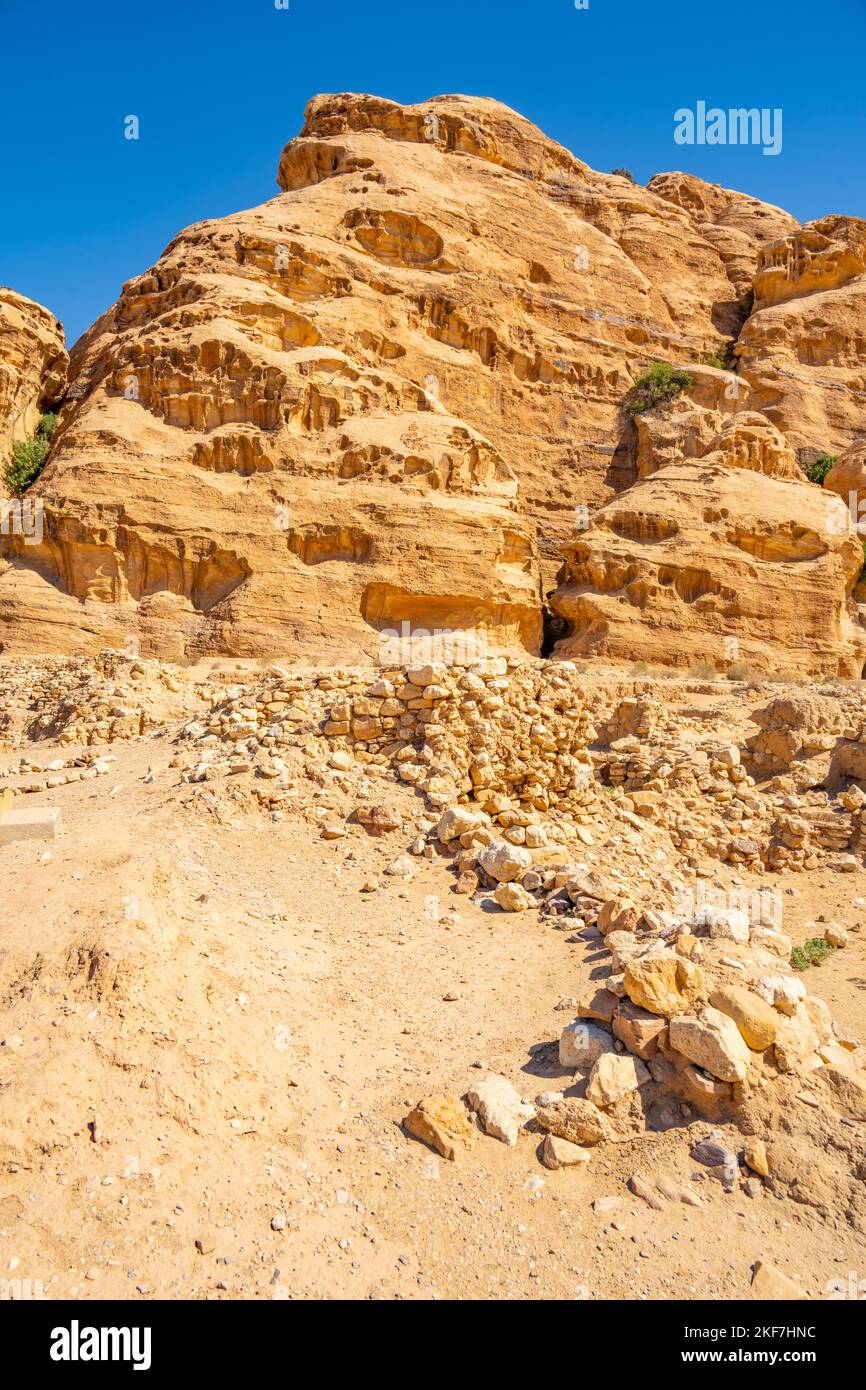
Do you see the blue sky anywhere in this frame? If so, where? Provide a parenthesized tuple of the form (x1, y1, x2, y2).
(2, 0, 864, 348)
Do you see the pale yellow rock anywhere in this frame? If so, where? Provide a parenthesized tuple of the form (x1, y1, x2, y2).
(3, 94, 859, 670)
(404, 1094, 476, 1160)
(668, 1007, 752, 1083)
(0, 287, 66, 465)
(586, 1052, 650, 1108)
(540, 1134, 592, 1170)
(738, 217, 866, 452)
(553, 462, 866, 679)
(744, 1139, 771, 1178)
(750, 1260, 806, 1300)
(708, 985, 780, 1051)
(534, 1097, 608, 1146)
(623, 954, 705, 1018)
(493, 881, 532, 912)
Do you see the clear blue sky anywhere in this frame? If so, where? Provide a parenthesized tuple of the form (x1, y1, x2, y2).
(2, 0, 864, 348)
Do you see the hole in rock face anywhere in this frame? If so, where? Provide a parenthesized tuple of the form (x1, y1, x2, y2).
(541, 600, 572, 657)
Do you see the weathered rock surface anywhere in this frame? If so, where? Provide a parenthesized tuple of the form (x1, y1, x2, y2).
(559, 1018, 617, 1070)
(552, 461, 866, 678)
(623, 954, 705, 1018)
(540, 1134, 591, 1170)
(709, 985, 780, 1051)
(586, 1052, 650, 1107)
(647, 171, 798, 315)
(4, 93, 865, 676)
(534, 1096, 608, 1146)
(737, 217, 866, 453)
(668, 1008, 752, 1082)
(466, 1073, 533, 1145)
(404, 1094, 476, 1159)
(0, 288, 67, 469)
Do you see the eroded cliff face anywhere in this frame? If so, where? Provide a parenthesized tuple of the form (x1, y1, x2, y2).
(552, 461, 866, 678)
(0, 93, 864, 671)
(0, 288, 67, 466)
(736, 216, 866, 454)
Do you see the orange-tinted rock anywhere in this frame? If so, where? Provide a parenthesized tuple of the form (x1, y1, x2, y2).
(552, 461, 866, 678)
(0, 288, 67, 467)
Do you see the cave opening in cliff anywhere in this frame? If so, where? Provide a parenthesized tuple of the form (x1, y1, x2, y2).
(541, 602, 572, 658)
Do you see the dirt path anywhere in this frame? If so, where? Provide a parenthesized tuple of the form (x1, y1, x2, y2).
(1, 722, 864, 1300)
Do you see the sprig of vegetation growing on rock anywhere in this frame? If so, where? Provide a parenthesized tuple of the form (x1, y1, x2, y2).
(803, 453, 838, 486)
(791, 938, 836, 971)
(4, 412, 58, 495)
(703, 341, 736, 370)
(624, 362, 693, 415)
(611, 167, 636, 183)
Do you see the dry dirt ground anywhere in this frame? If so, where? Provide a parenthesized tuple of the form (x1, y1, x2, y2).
(0, 668, 864, 1301)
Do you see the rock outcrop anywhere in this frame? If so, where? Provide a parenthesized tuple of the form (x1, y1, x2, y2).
(647, 171, 798, 321)
(736, 217, 866, 454)
(0, 288, 67, 468)
(552, 461, 866, 677)
(1, 94, 864, 674)
(825, 441, 866, 521)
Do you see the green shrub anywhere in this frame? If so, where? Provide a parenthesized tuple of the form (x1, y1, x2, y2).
(624, 362, 693, 415)
(804, 452, 838, 485)
(703, 341, 736, 370)
(611, 167, 635, 182)
(791, 938, 835, 971)
(3, 413, 57, 495)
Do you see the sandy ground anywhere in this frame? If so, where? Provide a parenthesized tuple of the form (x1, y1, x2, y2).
(1, 690, 865, 1301)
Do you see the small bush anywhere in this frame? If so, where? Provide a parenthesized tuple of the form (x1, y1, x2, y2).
(624, 361, 693, 415)
(611, 167, 635, 182)
(3, 413, 57, 495)
(703, 341, 736, 370)
(726, 661, 760, 684)
(804, 452, 838, 486)
(689, 661, 717, 679)
(791, 938, 835, 971)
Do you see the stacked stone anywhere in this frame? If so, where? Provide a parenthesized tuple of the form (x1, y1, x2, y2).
(0, 749, 113, 794)
(766, 813, 815, 871)
(0, 650, 200, 749)
(547, 892, 863, 1139)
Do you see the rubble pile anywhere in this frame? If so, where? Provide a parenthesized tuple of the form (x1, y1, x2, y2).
(0, 651, 205, 749)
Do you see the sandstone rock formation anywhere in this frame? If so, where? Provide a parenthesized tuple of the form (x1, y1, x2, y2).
(736, 217, 866, 454)
(0, 287, 67, 468)
(825, 441, 866, 521)
(647, 171, 798, 323)
(552, 461, 866, 677)
(1, 94, 865, 675)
